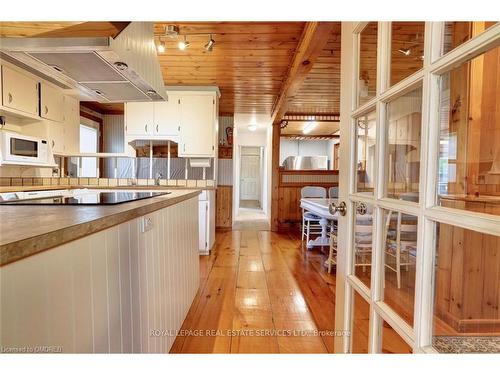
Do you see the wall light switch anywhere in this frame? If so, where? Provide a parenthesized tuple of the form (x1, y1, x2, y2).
(141, 216, 154, 233)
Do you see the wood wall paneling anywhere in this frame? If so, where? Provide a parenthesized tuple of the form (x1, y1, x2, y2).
(216, 185, 233, 228)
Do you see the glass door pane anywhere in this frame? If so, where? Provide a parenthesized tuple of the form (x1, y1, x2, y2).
(390, 22, 425, 86)
(433, 222, 500, 353)
(382, 209, 418, 326)
(382, 320, 413, 353)
(358, 22, 378, 107)
(351, 291, 370, 353)
(355, 110, 377, 195)
(385, 86, 422, 202)
(437, 45, 500, 214)
(442, 22, 498, 56)
(353, 201, 374, 288)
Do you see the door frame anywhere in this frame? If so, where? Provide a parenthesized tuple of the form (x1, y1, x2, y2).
(335, 21, 500, 353)
(239, 146, 262, 204)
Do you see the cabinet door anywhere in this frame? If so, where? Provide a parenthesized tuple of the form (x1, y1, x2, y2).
(198, 200, 208, 252)
(48, 121, 65, 154)
(40, 83, 65, 122)
(153, 95, 180, 136)
(1, 65, 39, 115)
(179, 95, 215, 157)
(125, 102, 154, 136)
(63, 96, 80, 154)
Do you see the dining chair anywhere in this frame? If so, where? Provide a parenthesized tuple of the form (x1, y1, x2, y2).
(301, 186, 327, 246)
(328, 186, 339, 199)
(384, 210, 417, 288)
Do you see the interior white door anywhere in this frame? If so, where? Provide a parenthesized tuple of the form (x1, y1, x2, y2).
(240, 154, 260, 200)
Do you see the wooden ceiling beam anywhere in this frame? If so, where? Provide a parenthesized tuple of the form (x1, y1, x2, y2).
(270, 22, 337, 124)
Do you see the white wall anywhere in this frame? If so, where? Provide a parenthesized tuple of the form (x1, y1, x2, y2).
(232, 113, 272, 222)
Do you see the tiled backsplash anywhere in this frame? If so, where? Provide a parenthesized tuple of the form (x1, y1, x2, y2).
(0, 177, 215, 188)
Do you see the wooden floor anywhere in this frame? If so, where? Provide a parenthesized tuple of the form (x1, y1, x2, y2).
(170, 226, 446, 354)
(170, 229, 336, 353)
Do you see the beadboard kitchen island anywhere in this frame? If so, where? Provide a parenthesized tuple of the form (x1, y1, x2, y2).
(0, 189, 200, 353)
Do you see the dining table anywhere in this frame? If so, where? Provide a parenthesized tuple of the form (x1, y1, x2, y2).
(300, 197, 338, 249)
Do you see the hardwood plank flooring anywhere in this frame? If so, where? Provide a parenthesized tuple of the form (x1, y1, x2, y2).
(170, 229, 333, 353)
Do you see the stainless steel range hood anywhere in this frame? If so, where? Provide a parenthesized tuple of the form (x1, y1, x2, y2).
(0, 22, 166, 102)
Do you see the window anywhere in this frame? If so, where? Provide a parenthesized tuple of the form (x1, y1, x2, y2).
(79, 123, 98, 178)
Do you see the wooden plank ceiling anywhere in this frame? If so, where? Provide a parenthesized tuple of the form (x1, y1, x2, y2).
(0, 21, 343, 124)
(154, 22, 306, 114)
(285, 22, 341, 115)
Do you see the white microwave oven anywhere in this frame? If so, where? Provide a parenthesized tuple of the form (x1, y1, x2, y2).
(0, 131, 53, 166)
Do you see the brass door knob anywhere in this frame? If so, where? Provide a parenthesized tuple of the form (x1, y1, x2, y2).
(329, 201, 347, 216)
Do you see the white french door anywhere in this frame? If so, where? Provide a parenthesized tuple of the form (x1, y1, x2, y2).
(334, 21, 500, 353)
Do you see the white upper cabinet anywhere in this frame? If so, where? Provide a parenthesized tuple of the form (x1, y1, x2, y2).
(124, 90, 218, 157)
(63, 96, 80, 154)
(154, 95, 180, 136)
(40, 82, 65, 122)
(47, 95, 80, 155)
(125, 102, 154, 136)
(179, 94, 216, 157)
(1, 65, 39, 116)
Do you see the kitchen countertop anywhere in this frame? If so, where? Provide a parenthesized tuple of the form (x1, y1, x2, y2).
(0, 184, 216, 193)
(0, 189, 201, 266)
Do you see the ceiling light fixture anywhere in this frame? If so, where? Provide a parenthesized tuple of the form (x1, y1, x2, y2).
(164, 25, 180, 38)
(302, 121, 317, 134)
(204, 34, 215, 52)
(248, 123, 257, 132)
(178, 36, 190, 50)
(157, 41, 166, 53)
(398, 47, 411, 56)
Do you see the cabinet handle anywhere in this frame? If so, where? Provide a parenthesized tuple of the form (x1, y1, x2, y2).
(52, 140, 55, 148)
(44, 106, 48, 115)
(178, 126, 180, 132)
(145, 124, 148, 133)
(8, 93, 12, 103)
(156, 124, 159, 133)
(183, 144, 186, 152)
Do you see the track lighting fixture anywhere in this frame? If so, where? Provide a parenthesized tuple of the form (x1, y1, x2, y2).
(204, 35, 215, 52)
(178, 36, 190, 50)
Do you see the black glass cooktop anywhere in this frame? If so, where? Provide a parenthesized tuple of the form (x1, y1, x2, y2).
(0, 192, 170, 205)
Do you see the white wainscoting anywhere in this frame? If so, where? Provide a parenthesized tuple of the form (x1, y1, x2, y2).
(0, 197, 199, 353)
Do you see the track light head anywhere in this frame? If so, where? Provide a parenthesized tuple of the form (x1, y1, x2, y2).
(178, 36, 190, 50)
(157, 41, 166, 53)
(204, 35, 215, 52)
